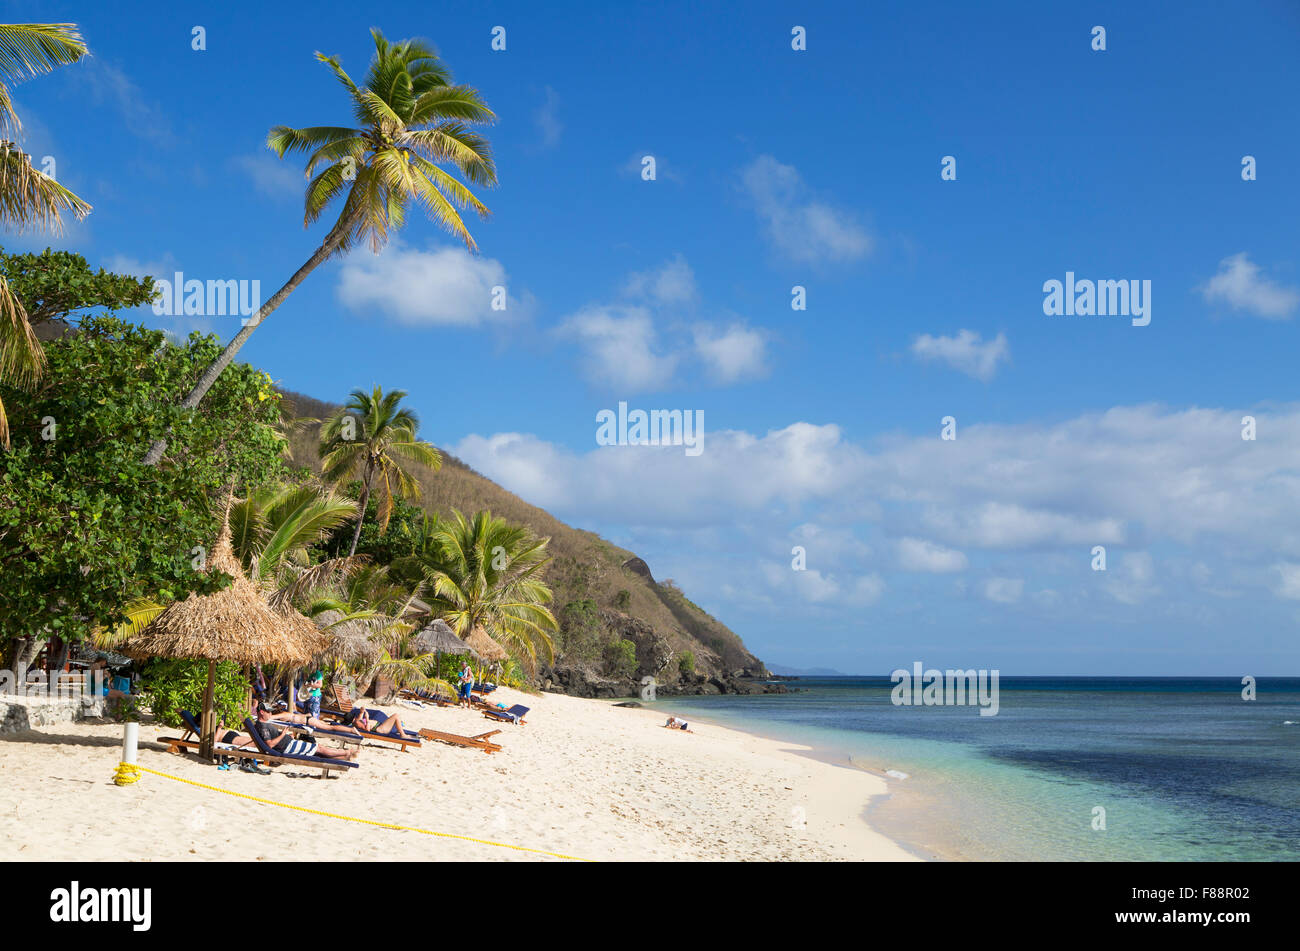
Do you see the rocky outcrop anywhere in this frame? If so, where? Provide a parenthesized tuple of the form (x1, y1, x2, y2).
(621, 556, 654, 584)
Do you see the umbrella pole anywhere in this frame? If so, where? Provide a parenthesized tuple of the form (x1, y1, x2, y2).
(199, 659, 216, 760)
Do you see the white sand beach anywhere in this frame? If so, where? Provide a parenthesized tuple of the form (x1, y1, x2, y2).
(0, 688, 917, 862)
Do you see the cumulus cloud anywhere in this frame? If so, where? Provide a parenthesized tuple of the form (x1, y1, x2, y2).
(558, 255, 767, 391)
(692, 323, 768, 384)
(624, 254, 697, 305)
(911, 330, 1009, 381)
(738, 155, 871, 264)
(898, 537, 968, 573)
(336, 241, 518, 327)
(453, 404, 1300, 600)
(1200, 252, 1300, 319)
(556, 306, 679, 390)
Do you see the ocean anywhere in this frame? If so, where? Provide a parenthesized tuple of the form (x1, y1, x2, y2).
(656, 676, 1300, 861)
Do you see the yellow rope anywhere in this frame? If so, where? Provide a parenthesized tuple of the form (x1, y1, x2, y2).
(113, 762, 142, 786)
(115, 762, 592, 862)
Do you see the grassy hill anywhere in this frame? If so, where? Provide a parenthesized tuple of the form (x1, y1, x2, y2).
(280, 391, 770, 697)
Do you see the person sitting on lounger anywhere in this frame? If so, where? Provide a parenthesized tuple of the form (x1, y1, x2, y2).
(276, 672, 359, 734)
(664, 716, 692, 732)
(254, 703, 358, 761)
(341, 705, 408, 738)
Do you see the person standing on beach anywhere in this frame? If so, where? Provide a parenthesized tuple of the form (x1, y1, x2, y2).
(459, 662, 475, 706)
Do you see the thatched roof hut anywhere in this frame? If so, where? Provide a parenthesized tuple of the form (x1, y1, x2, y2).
(124, 514, 326, 758)
(465, 626, 509, 663)
(312, 609, 382, 666)
(124, 519, 326, 667)
(412, 618, 477, 658)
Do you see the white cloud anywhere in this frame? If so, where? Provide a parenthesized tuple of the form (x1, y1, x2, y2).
(558, 255, 766, 391)
(534, 86, 562, 148)
(1273, 563, 1300, 600)
(556, 305, 679, 390)
(692, 323, 768, 384)
(232, 153, 301, 199)
(1107, 552, 1157, 605)
(898, 537, 968, 573)
(336, 241, 516, 327)
(1200, 252, 1300, 319)
(983, 578, 1025, 604)
(911, 329, 1009, 381)
(625, 254, 696, 305)
(738, 155, 871, 264)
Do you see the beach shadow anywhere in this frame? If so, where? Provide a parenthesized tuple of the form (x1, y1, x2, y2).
(0, 730, 126, 749)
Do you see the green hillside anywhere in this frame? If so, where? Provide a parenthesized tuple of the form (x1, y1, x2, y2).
(280, 391, 773, 698)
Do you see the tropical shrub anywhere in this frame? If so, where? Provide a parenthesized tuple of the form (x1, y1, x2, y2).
(137, 658, 248, 729)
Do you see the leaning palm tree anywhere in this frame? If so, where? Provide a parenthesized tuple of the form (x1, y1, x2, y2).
(319, 385, 441, 557)
(0, 22, 92, 447)
(142, 29, 495, 465)
(422, 509, 557, 672)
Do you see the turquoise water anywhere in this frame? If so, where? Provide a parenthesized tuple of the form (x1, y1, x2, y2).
(656, 677, 1300, 861)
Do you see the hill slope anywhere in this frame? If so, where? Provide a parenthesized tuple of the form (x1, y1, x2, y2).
(280, 391, 775, 698)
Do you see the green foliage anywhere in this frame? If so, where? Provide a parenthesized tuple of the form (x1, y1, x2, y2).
(558, 598, 602, 662)
(137, 658, 248, 729)
(613, 589, 631, 610)
(605, 638, 637, 679)
(0, 246, 156, 329)
(678, 650, 695, 675)
(0, 316, 287, 645)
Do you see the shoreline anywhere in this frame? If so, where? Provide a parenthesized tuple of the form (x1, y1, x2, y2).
(0, 687, 917, 862)
(649, 697, 950, 862)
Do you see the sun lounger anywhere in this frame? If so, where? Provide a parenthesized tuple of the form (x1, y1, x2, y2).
(158, 711, 270, 767)
(241, 717, 359, 778)
(417, 727, 503, 754)
(481, 704, 529, 725)
(271, 717, 363, 747)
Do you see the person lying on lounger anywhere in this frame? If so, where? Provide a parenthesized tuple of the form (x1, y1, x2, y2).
(254, 703, 358, 761)
(341, 705, 408, 738)
(664, 716, 692, 732)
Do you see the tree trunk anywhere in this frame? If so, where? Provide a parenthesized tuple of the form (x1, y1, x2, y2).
(141, 221, 353, 467)
(346, 464, 373, 557)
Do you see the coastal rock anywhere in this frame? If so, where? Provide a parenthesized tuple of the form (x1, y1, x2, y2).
(621, 556, 655, 584)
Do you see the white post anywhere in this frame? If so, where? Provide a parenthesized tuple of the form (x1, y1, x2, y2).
(121, 721, 139, 765)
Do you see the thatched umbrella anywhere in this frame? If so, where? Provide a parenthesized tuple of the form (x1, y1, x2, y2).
(312, 609, 382, 668)
(124, 515, 326, 758)
(412, 619, 478, 659)
(465, 626, 509, 664)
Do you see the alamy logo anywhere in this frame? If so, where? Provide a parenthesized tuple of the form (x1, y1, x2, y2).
(1042, 272, 1151, 326)
(50, 882, 151, 931)
(890, 661, 1000, 716)
(152, 271, 262, 324)
(1, 665, 106, 707)
(595, 401, 704, 457)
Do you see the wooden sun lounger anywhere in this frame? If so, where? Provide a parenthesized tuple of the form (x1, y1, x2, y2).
(417, 727, 503, 754)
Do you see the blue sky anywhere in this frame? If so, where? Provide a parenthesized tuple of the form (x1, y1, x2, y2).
(10, 0, 1300, 674)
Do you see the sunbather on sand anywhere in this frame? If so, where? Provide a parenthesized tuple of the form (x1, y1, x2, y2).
(664, 716, 692, 733)
(255, 703, 358, 761)
(343, 705, 408, 737)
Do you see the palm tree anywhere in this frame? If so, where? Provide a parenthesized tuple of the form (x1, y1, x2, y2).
(319, 386, 441, 557)
(422, 509, 557, 672)
(0, 22, 92, 448)
(142, 29, 496, 466)
(227, 481, 363, 607)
